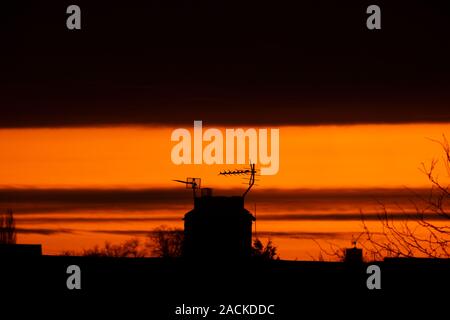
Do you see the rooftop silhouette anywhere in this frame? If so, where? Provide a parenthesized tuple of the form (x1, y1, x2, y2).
(183, 190, 255, 259)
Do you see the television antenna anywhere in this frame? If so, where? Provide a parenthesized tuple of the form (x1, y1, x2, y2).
(219, 162, 258, 198)
(173, 177, 201, 199)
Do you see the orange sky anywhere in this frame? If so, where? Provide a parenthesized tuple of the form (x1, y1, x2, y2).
(0, 123, 448, 189)
(1, 123, 449, 259)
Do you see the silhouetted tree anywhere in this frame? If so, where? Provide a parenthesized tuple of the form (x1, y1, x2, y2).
(251, 238, 279, 260)
(361, 135, 450, 259)
(80, 238, 146, 257)
(147, 226, 184, 258)
(312, 239, 346, 261)
(0, 209, 17, 244)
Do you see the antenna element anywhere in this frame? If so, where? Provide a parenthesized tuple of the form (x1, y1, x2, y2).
(219, 163, 257, 198)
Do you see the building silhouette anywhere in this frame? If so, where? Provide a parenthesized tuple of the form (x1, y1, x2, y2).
(183, 188, 255, 259)
(0, 244, 42, 257)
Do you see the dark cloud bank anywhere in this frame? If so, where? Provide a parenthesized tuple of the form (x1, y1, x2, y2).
(1, 1, 449, 127)
(14, 227, 361, 241)
(6, 187, 441, 239)
(1, 187, 440, 219)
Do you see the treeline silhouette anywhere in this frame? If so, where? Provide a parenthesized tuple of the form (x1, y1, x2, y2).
(61, 225, 279, 260)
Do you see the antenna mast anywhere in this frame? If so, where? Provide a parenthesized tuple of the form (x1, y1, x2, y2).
(254, 202, 257, 239)
(219, 162, 258, 198)
(173, 177, 201, 200)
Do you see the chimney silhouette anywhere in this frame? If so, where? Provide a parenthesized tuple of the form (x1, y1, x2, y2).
(183, 189, 255, 259)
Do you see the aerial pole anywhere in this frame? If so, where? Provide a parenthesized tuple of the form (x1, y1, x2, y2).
(173, 177, 201, 200)
(254, 203, 257, 239)
(219, 162, 258, 199)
